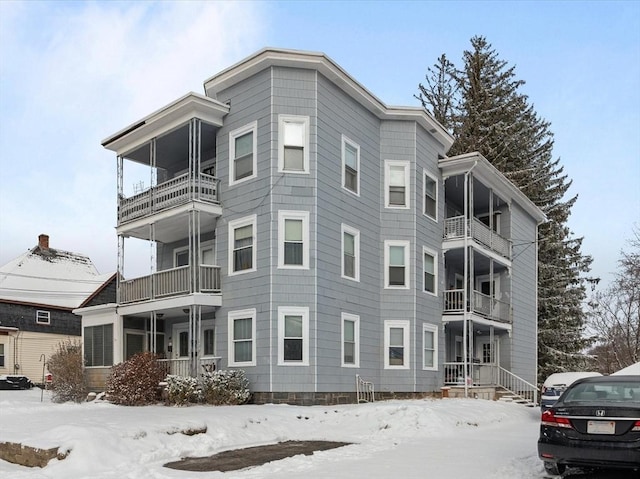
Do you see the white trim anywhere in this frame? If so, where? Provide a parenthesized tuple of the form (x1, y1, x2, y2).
(341, 224, 360, 281)
(229, 121, 257, 186)
(384, 240, 410, 289)
(277, 306, 309, 366)
(173, 246, 189, 267)
(36, 310, 50, 325)
(278, 210, 310, 269)
(278, 115, 310, 174)
(422, 245, 438, 296)
(341, 312, 360, 367)
(341, 134, 360, 196)
(422, 323, 438, 370)
(384, 160, 410, 209)
(228, 215, 257, 275)
(228, 308, 256, 367)
(423, 169, 438, 221)
(384, 320, 410, 369)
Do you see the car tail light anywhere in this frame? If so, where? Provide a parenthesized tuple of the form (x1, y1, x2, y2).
(633, 421, 640, 432)
(541, 409, 573, 429)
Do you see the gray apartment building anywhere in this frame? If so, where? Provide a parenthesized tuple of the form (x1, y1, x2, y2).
(77, 48, 546, 404)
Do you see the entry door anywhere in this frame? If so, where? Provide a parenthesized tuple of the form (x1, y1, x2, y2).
(475, 336, 499, 384)
(172, 324, 190, 360)
(125, 331, 145, 360)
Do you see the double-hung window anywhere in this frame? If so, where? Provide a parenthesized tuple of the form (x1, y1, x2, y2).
(228, 309, 256, 366)
(423, 324, 438, 370)
(279, 115, 309, 173)
(342, 135, 359, 194)
(0, 343, 5, 367)
(36, 310, 50, 325)
(385, 240, 409, 288)
(229, 215, 256, 274)
(341, 313, 360, 367)
(84, 324, 113, 367)
(229, 122, 257, 185)
(278, 307, 309, 365)
(385, 160, 409, 208)
(203, 328, 215, 356)
(278, 211, 309, 269)
(341, 224, 359, 281)
(423, 171, 437, 220)
(384, 320, 409, 369)
(423, 247, 437, 295)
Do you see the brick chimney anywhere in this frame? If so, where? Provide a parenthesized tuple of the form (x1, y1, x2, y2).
(38, 234, 49, 251)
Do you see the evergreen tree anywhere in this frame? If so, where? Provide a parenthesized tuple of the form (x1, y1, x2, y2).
(417, 36, 595, 383)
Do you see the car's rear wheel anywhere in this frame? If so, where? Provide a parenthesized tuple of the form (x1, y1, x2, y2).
(543, 461, 566, 476)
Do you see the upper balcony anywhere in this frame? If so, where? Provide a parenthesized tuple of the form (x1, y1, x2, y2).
(118, 172, 219, 225)
(444, 215, 512, 260)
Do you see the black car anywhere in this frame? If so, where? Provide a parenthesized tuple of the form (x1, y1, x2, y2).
(0, 375, 34, 390)
(538, 375, 640, 475)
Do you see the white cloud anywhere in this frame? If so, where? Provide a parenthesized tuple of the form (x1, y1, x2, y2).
(0, 1, 268, 273)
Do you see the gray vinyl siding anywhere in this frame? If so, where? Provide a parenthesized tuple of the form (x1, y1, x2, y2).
(316, 73, 382, 391)
(212, 67, 274, 390)
(414, 125, 447, 391)
(269, 66, 317, 392)
(508, 202, 539, 385)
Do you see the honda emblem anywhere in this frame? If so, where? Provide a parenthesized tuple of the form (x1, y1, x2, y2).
(595, 410, 606, 417)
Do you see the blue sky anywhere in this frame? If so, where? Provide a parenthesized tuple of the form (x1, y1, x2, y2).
(1, 0, 638, 289)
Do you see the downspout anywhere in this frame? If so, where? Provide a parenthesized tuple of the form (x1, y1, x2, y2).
(462, 161, 478, 398)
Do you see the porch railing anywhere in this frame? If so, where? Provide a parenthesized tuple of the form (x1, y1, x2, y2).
(120, 264, 221, 304)
(443, 215, 512, 259)
(119, 172, 219, 224)
(497, 366, 538, 405)
(443, 289, 512, 323)
(157, 357, 222, 378)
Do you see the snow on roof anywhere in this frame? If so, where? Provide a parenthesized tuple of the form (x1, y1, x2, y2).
(612, 362, 640, 376)
(0, 243, 108, 309)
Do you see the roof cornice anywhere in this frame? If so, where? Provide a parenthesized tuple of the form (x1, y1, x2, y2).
(203, 48, 454, 151)
(102, 92, 230, 155)
(439, 152, 547, 223)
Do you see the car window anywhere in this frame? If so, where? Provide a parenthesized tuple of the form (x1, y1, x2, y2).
(563, 382, 640, 403)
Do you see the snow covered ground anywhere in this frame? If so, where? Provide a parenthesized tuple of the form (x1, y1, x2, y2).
(0, 389, 618, 478)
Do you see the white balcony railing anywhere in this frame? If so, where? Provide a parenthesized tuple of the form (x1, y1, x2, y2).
(119, 173, 219, 224)
(158, 357, 221, 378)
(119, 265, 221, 304)
(443, 215, 512, 259)
(443, 289, 512, 323)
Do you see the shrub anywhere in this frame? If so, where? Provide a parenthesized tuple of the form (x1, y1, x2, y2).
(165, 375, 200, 406)
(106, 352, 166, 406)
(47, 339, 86, 403)
(201, 369, 250, 405)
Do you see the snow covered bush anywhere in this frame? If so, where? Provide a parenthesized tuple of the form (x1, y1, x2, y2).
(47, 339, 86, 403)
(106, 352, 166, 406)
(200, 369, 250, 405)
(165, 375, 200, 406)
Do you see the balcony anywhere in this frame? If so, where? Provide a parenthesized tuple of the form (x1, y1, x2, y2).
(118, 173, 219, 224)
(120, 265, 221, 304)
(443, 288, 511, 323)
(444, 215, 512, 260)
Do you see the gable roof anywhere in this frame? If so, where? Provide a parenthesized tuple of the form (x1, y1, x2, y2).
(0, 241, 110, 310)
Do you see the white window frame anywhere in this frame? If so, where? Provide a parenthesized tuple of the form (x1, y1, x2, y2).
(341, 312, 360, 367)
(36, 310, 50, 325)
(384, 160, 410, 209)
(423, 169, 438, 221)
(384, 320, 410, 369)
(278, 115, 310, 174)
(229, 121, 257, 186)
(174, 246, 189, 268)
(422, 246, 438, 296)
(277, 306, 309, 366)
(384, 240, 410, 289)
(0, 343, 5, 368)
(278, 210, 309, 269)
(341, 135, 360, 195)
(422, 324, 438, 370)
(174, 240, 216, 268)
(228, 308, 256, 367)
(341, 224, 360, 281)
(228, 215, 257, 275)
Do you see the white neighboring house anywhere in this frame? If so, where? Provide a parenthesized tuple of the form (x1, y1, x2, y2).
(0, 234, 112, 383)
